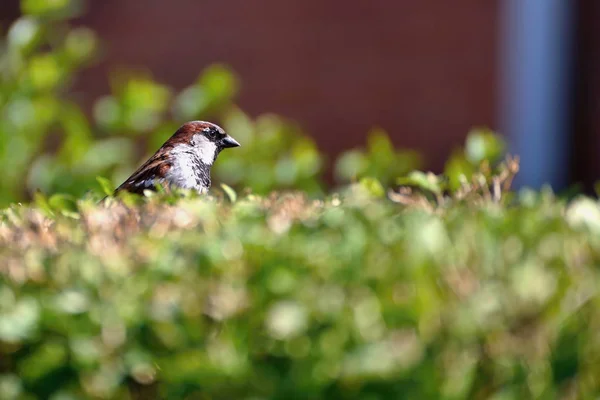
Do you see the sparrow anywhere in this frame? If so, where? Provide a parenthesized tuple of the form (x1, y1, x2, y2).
(115, 121, 240, 195)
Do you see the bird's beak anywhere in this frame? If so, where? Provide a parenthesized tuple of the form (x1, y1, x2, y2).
(221, 135, 241, 148)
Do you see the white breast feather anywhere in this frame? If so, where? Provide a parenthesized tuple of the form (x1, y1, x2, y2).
(165, 139, 216, 192)
(194, 135, 218, 165)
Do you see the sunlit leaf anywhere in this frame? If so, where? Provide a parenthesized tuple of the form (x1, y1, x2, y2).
(96, 176, 114, 196)
(359, 177, 385, 198)
(397, 171, 445, 195)
(465, 128, 506, 165)
(220, 183, 237, 203)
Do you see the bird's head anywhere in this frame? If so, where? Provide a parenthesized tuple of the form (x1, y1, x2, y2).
(172, 120, 240, 165)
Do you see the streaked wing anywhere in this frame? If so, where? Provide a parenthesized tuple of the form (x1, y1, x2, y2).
(115, 152, 172, 194)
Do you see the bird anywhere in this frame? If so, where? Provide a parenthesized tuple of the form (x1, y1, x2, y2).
(115, 121, 240, 195)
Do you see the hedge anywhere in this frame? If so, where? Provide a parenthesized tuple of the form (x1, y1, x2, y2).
(1, 178, 600, 399)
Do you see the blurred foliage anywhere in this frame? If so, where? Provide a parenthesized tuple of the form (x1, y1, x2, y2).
(214, 109, 325, 196)
(444, 127, 507, 192)
(393, 131, 517, 209)
(8, 3, 593, 399)
(334, 127, 421, 187)
(0, 0, 98, 206)
(0, 0, 422, 207)
(2, 177, 600, 398)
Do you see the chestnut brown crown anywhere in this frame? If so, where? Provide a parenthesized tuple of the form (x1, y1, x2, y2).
(170, 121, 240, 149)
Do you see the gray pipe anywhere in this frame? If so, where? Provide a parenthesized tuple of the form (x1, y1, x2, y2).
(500, 0, 573, 189)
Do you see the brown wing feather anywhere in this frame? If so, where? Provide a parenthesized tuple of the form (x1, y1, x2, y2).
(115, 151, 172, 194)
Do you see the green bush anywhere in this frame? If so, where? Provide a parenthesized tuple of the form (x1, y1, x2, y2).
(2, 177, 600, 398)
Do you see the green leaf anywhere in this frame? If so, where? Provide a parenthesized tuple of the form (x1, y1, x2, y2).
(33, 191, 54, 216)
(444, 151, 475, 191)
(21, 0, 75, 17)
(8, 17, 41, 53)
(465, 128, 505, 165)
(0, 298, 40, 343)
(199, 64, 239, 106)
(359, 177, 385, 198)
(18, 341, 67, 383)
(64, 27, 97, 64)
(48, 194, 78, 216)
(221, 183, 237, 203)
(397, 171, 444, 195)
(334, 150, 367, 182)
(28, 54, 62, 90)
(96, 177, 114, 196)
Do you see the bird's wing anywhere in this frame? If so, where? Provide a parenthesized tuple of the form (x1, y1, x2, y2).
(115, 152, 172, 195)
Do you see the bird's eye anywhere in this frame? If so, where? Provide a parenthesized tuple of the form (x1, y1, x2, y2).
(203, 128, 217, 139)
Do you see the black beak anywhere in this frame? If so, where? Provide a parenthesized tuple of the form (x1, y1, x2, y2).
(221, 135, 241, 148)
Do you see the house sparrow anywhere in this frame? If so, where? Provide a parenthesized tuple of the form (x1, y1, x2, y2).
(115, 121, 240, 195)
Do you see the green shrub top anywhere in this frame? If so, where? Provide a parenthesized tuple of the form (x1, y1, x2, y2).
(2, 184, 600, 399)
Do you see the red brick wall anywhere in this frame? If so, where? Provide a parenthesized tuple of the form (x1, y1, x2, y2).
(0, 1, 482, 173)
(0, 2, 19, 25)
(73, 0, 499, 171)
